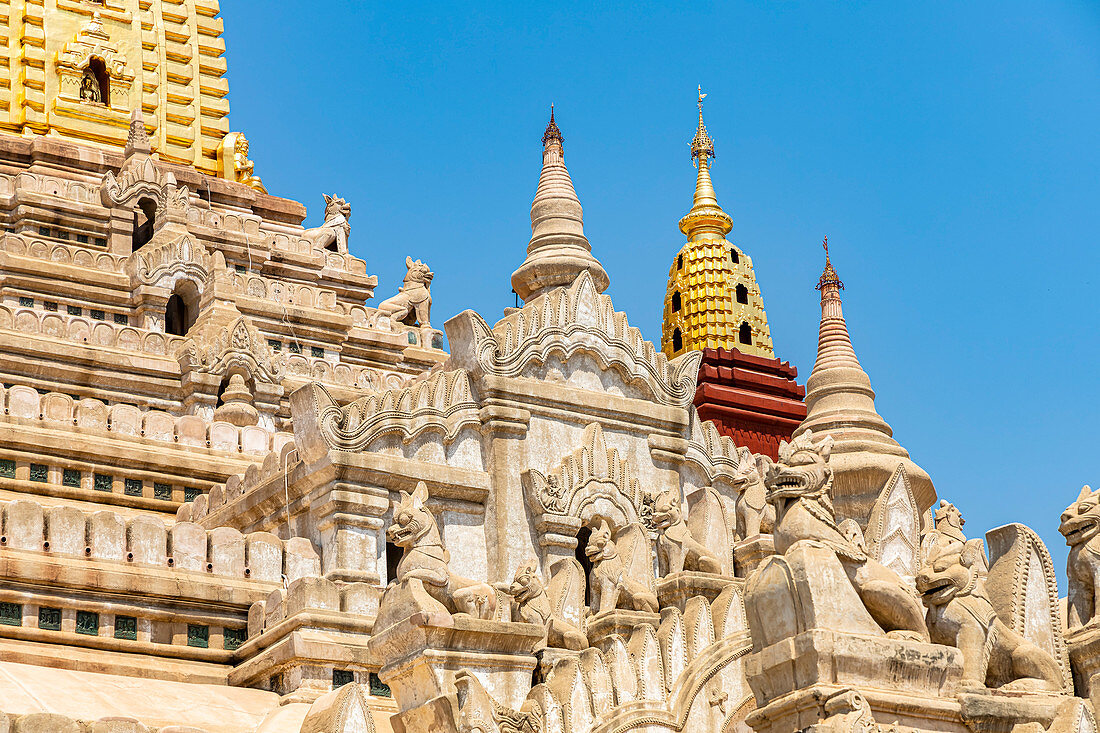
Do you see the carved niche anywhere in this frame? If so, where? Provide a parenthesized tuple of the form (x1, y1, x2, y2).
(55, 13, 135, 113)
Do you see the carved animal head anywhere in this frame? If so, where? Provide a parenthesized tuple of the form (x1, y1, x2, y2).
(1060, 485, 1100, 548)
(765, 430, 834, 511)
(585, 520, 617, 562)
(404, 256, 434, 287)
(386, 482, 436, 549)
(508, 560, 546, 605)
(933, 500, 967, 543)
(322, 194, 351, 222)
(643, 487, 684, 531)
(914, 538, 988, 607)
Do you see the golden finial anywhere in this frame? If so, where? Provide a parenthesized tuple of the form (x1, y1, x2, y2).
(542, 104, 563, 147)
(817, 235, 844, 292)
(691, 85, 715, 167)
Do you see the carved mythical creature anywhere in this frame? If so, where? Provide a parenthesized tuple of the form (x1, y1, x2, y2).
(765, 430, 928, 641)
(385, 482, 496, 619)
(500, 559, 587, 651)
(378, 256, 433, 328)
(584, 520, 658, 614)
(301, 194, 351, 253)
(916, 537, 1063, 691)
(644, 487, 723, 574)
(1060, 485, 1100, 629)
(735, 451, 775, 539)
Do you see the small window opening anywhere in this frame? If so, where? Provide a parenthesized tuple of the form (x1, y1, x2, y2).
(739, 322, 752, 345)
(575, 527, 594, 607)
(386, 542, 404, 585)
(735, 284, 748, 304)
(671, 291, 681, 312)
(672, 328, 683, 352)
(132, 197, 156, 251)
(677, 254, 683, 269)
(165, 282, 198, 337)
(730, 249, 739, 264)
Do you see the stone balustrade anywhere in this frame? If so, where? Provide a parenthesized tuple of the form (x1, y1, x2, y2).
(1, 233, 127, 272)
(230, 271, 340, 311)
(0, 305, 187, 355)
(0, 384, 293, 456)
(0, 498, 320, 582)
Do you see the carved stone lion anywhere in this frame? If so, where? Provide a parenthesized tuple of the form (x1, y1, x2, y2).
(382, 482, 496, 620)
(735, 451, 775, 539)
(644, 486, 723, 574)
(1061, 485, 1100, 630)
(500, 559, 586, 651)
(378, 256, 433, 328)
(585, 519, 658, 614)
(765, 430, 928, 641)
(301, 194, 351, 253)
(916, 537, 1063, 691)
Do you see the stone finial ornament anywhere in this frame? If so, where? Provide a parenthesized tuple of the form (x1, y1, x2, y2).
(377, 256, 433, 327)
(916, 532, 1064, 691)
(1062, 485, 1100, 630)
(301, 194, 352, 253)
(510, 107, 610, 302)
(501, 559, 587, 651)
(763, 429, 928, 640)
(377, 482, 497, 627)
(584, 519, 658, 614)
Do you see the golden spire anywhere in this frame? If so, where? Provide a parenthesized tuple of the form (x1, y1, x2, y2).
(511, 106, 609, 302)
(679, 86, 733, 240)
(662, 88, 774, 360)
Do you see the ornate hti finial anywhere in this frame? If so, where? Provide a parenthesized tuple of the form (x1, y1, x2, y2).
(543, 104, 563, 147)
(817, 235, 844, 293)
(691, 85, 715, 166)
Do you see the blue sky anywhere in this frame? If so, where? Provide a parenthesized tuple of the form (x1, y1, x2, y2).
(222, 2, 1100, 576)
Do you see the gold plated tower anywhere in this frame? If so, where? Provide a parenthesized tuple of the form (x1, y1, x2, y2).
(661, 88, 774, 359)
(0, 0, 254, 180)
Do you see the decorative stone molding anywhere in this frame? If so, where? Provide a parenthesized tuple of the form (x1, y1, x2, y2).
(295, 371, 481, 457)
(865, 464, 921, 584)
(127, 235, 213, 289)
(447, 271, 701, 408)
(523, 423, 644, 523)
(179, 316, 284, 385)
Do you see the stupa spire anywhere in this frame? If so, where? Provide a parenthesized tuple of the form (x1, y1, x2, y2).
(679, 86, 733, 240)
(800, 238, 891, 434)
(511, 107, 609, 302)
(794, 237, 936, 528)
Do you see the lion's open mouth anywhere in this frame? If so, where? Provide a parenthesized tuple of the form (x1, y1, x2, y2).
(918, 578, 955, 604)
(766, 471, 808, 498)
(1061, 518, 1100, 545)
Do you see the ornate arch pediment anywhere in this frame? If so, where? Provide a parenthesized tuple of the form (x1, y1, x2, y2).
(126, 235, 211, 291)
(178, 316, 283, 384)
(523, 423, 645, 528)
(447, 271, 701, 408)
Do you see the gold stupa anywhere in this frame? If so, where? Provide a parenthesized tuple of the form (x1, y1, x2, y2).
(660, 87, 774, 360)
